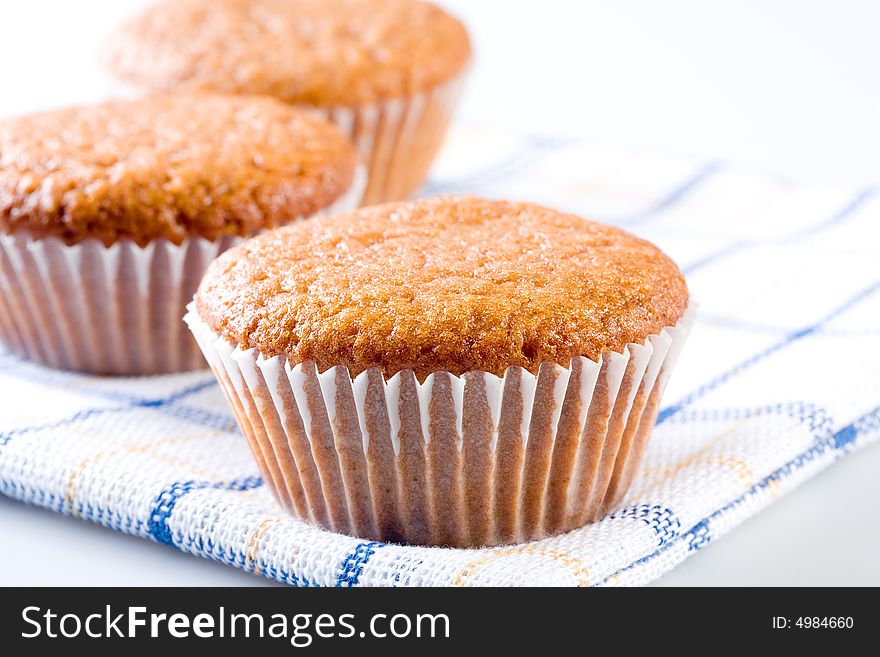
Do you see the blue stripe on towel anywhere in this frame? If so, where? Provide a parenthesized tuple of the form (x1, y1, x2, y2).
(336, 541, 386, 587)
(148, 476, 263, 547)
(659, 277, 880, 424)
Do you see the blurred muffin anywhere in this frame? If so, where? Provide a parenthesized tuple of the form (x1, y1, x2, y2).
(0, 93, 363, 374)
(186, 197, 694, 547)
(104, 0, 472, 205)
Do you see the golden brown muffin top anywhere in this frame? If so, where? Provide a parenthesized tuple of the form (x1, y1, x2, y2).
(195, 197, 689, 379)
(0, 94, 359, 246)
(104, 0, 472, 107)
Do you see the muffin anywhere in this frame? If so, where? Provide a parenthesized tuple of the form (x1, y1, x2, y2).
(186, 197, 693, 547)
(0, 93, 363, 375)
(102, 0, 471, 206)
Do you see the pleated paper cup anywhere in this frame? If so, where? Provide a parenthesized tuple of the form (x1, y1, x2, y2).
(0, 169, 365, 375)
(309, 72, 467, 205)
(185, 304, 695, 548)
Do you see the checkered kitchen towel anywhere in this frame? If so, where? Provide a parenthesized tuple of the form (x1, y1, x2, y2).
(1, 125, 879, 586)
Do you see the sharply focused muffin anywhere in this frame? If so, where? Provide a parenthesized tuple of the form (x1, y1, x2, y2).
(104, 0, 472, 204)
(0, 93, 363, 374)
(187, 197, 694, 547)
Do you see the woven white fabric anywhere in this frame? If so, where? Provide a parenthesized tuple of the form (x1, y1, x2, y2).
(1, 125, 878, 586)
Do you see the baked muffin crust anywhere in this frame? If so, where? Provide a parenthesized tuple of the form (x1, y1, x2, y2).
(196, 197, 689, 379)
(105, 0, 472, 106)
(0, 94, 358, 246)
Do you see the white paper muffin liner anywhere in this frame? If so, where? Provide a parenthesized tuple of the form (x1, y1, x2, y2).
(0, 169, 365, 375)
(185, 303, 695, 548)
(309, 72, 467, 205)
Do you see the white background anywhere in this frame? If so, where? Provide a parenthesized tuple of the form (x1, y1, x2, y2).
(0, 0, 878, 586)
